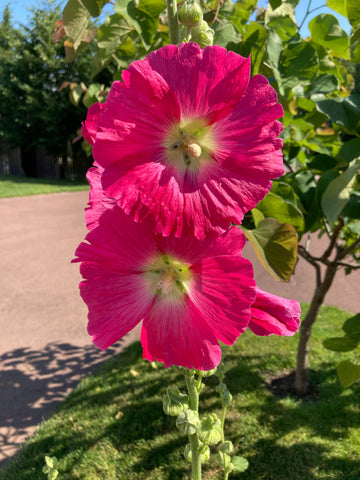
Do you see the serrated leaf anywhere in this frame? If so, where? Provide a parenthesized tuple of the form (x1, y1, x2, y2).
(323, 337, 358, 352)
(63, 0, 91, 50)
(337, 360, 360, 387)
(231, 456, 249, 472)
(240, 218, 298, 282)
(321, 157, 360, 226)
(309, 14, 350, 59)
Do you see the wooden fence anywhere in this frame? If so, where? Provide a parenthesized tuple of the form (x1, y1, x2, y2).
(0, 144, 90, 180)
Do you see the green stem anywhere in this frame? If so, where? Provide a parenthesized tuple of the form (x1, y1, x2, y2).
(166, 0, 179, 44)
(220, 406, 227, 442)
(185, 373, 202, 480)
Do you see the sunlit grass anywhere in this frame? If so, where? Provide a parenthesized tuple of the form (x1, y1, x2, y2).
(1, 305, 359, 480)
(0, 175, 89, 198)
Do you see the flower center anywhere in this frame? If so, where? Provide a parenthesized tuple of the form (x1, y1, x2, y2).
(143, 254, 192, 302)
(163, 118, 216, 173)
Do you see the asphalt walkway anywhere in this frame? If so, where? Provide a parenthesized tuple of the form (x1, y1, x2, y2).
(0, 191, 359, 466)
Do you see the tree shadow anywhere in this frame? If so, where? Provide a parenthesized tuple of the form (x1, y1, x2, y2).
(0, 340, 127, 467)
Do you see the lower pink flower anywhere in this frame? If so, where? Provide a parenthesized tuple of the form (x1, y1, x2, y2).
(73, 206, 257, 370)
(248, 287, 301, 336)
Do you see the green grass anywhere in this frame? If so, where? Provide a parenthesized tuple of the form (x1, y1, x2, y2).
(0, 175, 89, 198)
(2, 305, 360, 480)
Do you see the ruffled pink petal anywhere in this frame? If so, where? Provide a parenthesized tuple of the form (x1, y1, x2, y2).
(248, 287, 301, 336)
(85, 165, 117, 230)
(141, 296, 222, 370)
(81, 102, 106, 146)
(146, 43, 250, 120)
(80, 269, 154, 349)
(188, 255, 256, 345)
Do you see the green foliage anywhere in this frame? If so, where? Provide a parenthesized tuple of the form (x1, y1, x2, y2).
(0, 0, 93, 166)
(324, 313, 360, 387)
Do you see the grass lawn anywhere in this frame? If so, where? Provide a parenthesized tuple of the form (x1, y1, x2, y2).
(1, 305, 360, 480)
(0, 175, 89, 198)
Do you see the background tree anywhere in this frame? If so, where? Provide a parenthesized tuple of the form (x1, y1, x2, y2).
(0, 0, 94, 177)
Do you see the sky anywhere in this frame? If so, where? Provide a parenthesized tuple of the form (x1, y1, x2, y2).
(4, 0, 351, 37)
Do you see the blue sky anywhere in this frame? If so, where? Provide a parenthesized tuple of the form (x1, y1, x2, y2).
(5, 0, 351, 37)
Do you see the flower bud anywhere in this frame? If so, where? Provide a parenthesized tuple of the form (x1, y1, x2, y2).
(190, 20, 214, 48)
(162, 386, 189, 417)
(184, 442, 210, 463)
(198, 413, 223, 446)
(217, 451, 231, 469)
(216, 382, 233, 406)
(176, 409, 200, 435)
(219, 440, 234, 454)
(178, 0, 203, 28)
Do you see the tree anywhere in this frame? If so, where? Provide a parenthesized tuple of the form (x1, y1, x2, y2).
(0, 0, 94, 176)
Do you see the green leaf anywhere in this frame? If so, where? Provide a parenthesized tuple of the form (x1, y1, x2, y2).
(323, 337, 358, 352)
(226, 0, 257, 35)
(309, 14, 350, 59)
(269, 0, 282, 9)
(97, 13, 132, 58)
(69, 84, 83, 106)
(237, 21, 267, 75)
(316, 95, 360, 131)
(342, 313, 360, 341)
(321, 157, 360, 226)
(48, 471, 59, 480)
(231, 456, 249, 473)
(82, 0, 108, 17)
(326, 0, 347, 17)
(307, 74, 339, 96)
(337, 360, 360, 387)
(265, 0, 297, 26)
(279, 40, 318, 92)
(63, 0, 91, 50)
(342, 193, 360, 219)
(240, 218, 298, 282)
(350, 25, 360, 61)
(347, 221, 360, 233)
(338, 137, 360, 163)
(257, 183, 305, 235)
(266, 29, 283, 93)
(346, 0, 360, 27)
(214, 23, 240, 48)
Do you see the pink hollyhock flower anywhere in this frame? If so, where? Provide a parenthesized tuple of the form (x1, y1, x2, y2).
(82, 42, 284, 240)
(85, 165, 116, 230)
(73, 206, 257, 370)
(248, 287, 300, 336)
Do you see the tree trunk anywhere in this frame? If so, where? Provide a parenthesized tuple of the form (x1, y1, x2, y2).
(294, 262, 338, 396)
(20, 145, 37, 177)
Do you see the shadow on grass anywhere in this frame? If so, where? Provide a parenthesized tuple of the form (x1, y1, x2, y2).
(0, 340, 127, 468)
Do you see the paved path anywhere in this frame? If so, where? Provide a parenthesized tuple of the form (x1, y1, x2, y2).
(0, 191, 359, 466)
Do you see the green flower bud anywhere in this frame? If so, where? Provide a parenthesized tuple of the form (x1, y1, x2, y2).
(198, 413, 223, 446)
(176, 409, 200, 435)
(216, 383, 233, 406)
(219, 440, 234, 454)
(217, 451, 231, 469)
(190, 20, 214, 48)
(198, 442, 210, 462)
(184, 444, 192, 463)
(162, 386, 189, 417)
(178, 0, 203, 28)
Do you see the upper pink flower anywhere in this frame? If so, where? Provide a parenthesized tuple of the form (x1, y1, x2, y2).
(82, 43, 284, 240)
(73, 206, 257, 370)
(249, 287, 301, 336)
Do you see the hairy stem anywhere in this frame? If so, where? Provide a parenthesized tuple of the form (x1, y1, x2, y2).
(166, 0, 179, 44)
(185, 373, 202, 480)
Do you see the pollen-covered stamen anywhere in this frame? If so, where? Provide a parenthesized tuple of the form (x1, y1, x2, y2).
(143, 255, 192, 301)
(164, 117, 216, 173)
